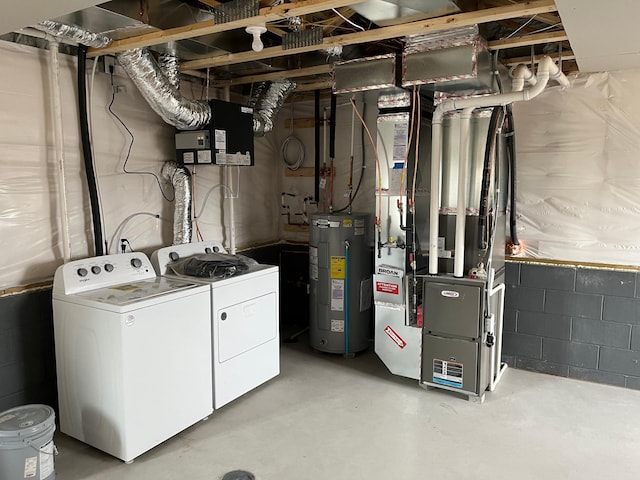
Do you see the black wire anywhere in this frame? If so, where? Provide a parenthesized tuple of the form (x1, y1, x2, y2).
(107, 71, 175, 202)
(333, 102, 366, 214)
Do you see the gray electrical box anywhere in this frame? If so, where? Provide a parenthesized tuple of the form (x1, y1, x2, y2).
(175, 99, 254, 166)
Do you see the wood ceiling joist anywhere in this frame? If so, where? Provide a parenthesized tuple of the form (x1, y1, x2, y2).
(502, 49, 575, 66)
(215, 64, 331, 86)
(487, 30, 568, 50)
(180, 0, 559, 71)
(480, 0, 560, 26)
(293, 79, 333, 92)
(86, 0, 368, 58)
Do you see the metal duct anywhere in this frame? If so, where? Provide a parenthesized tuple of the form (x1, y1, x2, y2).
(35, 20, 112, 48)
(158, 53, 180, 89)
(161, 161, 192, 245)
(117, 48, 211, 130)
(252, 79, 296, 137)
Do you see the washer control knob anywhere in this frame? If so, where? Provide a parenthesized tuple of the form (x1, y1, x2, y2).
(169, 252, 179, 261)
(221, 312, 227, 321)
(91, 266, 101, 275)
(104, 264, 114, 272)
(213, 246, 220, 252)
(77, 268, 88, 277)
(131, 258, 143, 268)
(205, 247, 212, 254)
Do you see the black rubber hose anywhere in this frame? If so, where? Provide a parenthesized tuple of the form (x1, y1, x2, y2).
(314, 90, 320, 203)
(478, 106, 505, 249)
(329, 93, 337, 159)
(78, 45, 105, 256)
(505, 105, 519, 246)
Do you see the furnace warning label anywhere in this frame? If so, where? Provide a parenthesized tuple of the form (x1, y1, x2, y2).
(384, 325, 406, 349)
(330, 256, 346, 279)
(376, 281, 399, 295)
(354, 218, 365, 236)
(433, 359, 463, 388)
(331, 279, 344, 311)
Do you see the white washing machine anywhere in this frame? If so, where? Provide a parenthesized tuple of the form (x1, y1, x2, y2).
(52, 253, 213, 463)
(151, 241, 279, 409)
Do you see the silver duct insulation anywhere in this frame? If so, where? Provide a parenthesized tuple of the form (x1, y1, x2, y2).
(158, 53, 180, 89)
(35, 20, 112, 48)
(161, 161, 192, 245)
(117, 48, 211, 130)
(252, 79, 296, 136)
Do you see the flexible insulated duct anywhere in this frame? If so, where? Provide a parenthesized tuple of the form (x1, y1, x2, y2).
(117, 48, 211, 130)
(158, 53, 180, 89)
(161, 161, 192, 245)
(35, 20, 111, 48)
(253, 80, 296, 136)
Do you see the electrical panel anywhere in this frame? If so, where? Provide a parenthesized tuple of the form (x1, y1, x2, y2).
(175, 99, 255, 166)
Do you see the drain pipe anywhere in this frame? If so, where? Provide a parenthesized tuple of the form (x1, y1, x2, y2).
(49, 40, 72, 262)
(453, 107, 475, 277)
(222, 86, 237, 255)
(428, 56, 569, 276)
(428, 109, 443, 275)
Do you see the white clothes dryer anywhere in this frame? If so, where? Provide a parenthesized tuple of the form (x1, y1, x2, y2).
(151, 242, 279, 409)
(52, 253, 212, 463)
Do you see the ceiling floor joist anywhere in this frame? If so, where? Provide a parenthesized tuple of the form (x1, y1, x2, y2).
(180, 0, 558, 71)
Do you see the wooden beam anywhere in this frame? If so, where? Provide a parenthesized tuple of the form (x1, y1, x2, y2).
(181, 0, 559, 70)
(487, 30, 568, 50)
(87, 0, 368, 57)
(502, 49, 575, 66)
(480, 0, 560, 26)
(294, 80, 333, 92)
(215, 64, 331, 86)
(199, 0, 222, 7)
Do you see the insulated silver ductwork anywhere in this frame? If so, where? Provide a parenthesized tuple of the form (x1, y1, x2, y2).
(252, 80, 296, 136)
(158, 53, 181, 89)
(35, 20, 112, 48)
(161, 161, 192, 245)
(117, 48, 211, 130)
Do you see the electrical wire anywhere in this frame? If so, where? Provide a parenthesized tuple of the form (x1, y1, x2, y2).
(107, 70, 175, 202)
(191, 165, 204, 241)
(399, 86, 418, 198)
(281, 97, 305, 170)
(331, 8, 365, 31)
(108, 211, 164, 254)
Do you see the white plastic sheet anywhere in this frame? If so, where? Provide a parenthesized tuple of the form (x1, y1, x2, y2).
(0, 41, 279, 289)
(512, 69, 640, 266)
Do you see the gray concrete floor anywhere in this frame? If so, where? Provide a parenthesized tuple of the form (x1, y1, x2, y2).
(54, 340, 640, 480)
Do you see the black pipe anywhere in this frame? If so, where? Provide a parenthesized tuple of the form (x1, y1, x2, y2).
(329, 93, 337, 159)
(314, 90, 320, 203)
(78, 45, 105, 256)
(505, 105, 519, 246)
(478, 106, 505, 249)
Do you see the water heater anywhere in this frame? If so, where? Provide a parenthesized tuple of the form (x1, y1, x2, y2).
(309, 213, 372, 355)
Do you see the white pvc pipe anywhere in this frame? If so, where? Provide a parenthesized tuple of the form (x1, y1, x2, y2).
(489, 283, 507, 392)
(428, 56, 569, 277)
(428, 109, 443, 274)
(222, 86, 237, 255)
(49, 41, 72, 263)
(509, 64, 537, 92)
(453, 108, 474, 278)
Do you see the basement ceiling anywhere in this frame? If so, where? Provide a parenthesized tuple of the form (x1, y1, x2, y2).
(1, 0, 633, 93)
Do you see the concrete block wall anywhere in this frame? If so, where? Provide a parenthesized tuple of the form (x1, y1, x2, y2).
(0, 289, 57, 412)
(503, 262, 640, 389)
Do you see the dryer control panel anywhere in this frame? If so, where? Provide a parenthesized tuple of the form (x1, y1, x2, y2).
(151, 240, 227, 275)
(53, 253, 156, 295)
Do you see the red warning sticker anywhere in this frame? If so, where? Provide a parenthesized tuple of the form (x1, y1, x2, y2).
(384, 325, 407, 349)
(376, 281, 399, 295)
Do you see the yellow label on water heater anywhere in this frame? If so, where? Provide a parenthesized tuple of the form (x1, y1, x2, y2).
(330, 256, 346, 279)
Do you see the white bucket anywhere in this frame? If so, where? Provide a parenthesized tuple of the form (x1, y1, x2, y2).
(0, 404, 56, 480)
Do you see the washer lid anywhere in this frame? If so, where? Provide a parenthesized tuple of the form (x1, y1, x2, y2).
(75, 277, 202, 306)
(0, 404, 55, 437)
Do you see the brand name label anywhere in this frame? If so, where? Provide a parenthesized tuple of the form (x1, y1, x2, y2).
(384, 325, 406, 349)
(441, 290, 460, 298)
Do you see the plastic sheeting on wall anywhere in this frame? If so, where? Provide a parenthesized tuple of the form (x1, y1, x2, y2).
(512, 69, 640, 266)
(0, 40, 280, 289)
